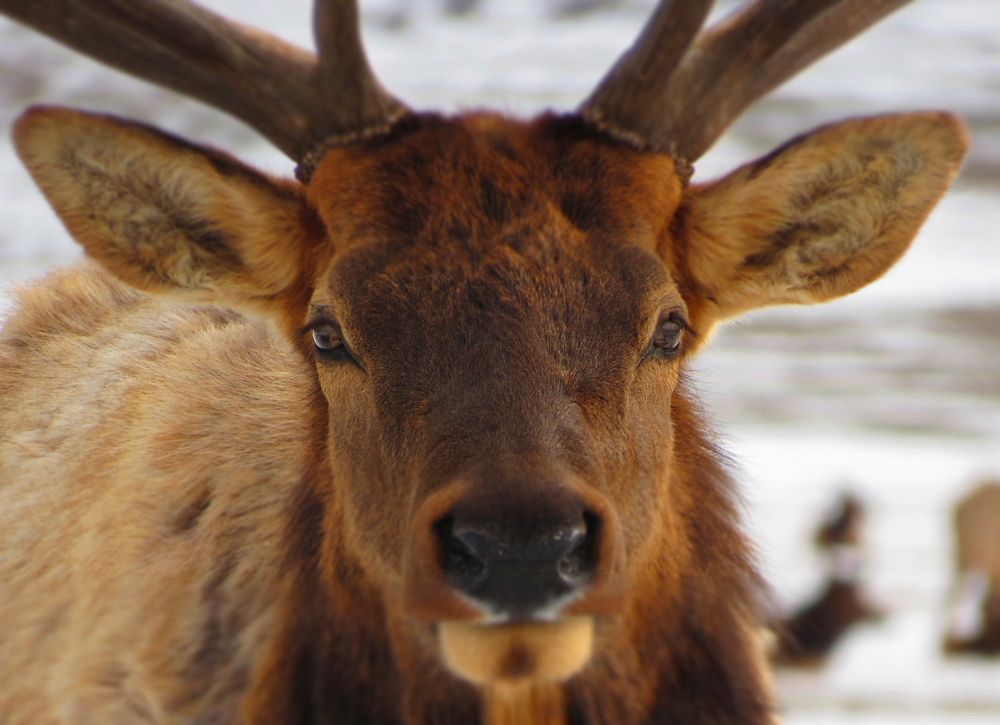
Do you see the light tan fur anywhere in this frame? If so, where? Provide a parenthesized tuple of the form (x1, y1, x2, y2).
(944, 482, 1000, 654)
(12, 108, 319, 332)
(482, 682, 566, 725)
(0, 264, 316, 721)
(954, 483, 1000, 584)
(439, 619, 593, 685)
(682, 113, 967, 328)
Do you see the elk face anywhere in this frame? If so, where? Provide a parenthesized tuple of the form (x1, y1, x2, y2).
(302, 111, 967, 685)
(303, 115, 689, 683)
(12, 104, 964, 687)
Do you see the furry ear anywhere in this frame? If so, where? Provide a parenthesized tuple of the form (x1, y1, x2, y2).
(680, 112, 968, 323)
(14, 106, 320, 319)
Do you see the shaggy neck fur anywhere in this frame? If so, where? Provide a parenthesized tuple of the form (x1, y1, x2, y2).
(246, 386, 771, 725)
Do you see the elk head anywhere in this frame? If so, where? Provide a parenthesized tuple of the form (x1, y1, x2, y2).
(6, 0, 966, 694)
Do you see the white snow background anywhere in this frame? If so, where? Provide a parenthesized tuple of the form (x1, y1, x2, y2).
(1, 1, 998, 721)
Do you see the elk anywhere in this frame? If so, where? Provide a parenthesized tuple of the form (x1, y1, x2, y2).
(0, 1, 967, 722)
(771, 493, 884, 668)
(944, 482, 1000, 656)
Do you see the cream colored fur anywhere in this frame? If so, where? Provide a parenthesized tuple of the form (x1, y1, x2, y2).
(683, 113, 968, 321)
(13, 108, 315, 321)
(439, 618, 593, 685)
(0, 265, 315, 721)
(954, 483, 1000, 584)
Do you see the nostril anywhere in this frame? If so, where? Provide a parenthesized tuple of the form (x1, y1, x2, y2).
(556, 534, 588, 581)
(433, 507, 604, 618)
(454, 529, 501, 561)
(435, 517, 488, 593)
(557, 511, 600, 586)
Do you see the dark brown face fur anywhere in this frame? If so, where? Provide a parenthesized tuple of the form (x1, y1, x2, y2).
(279, 116, 778, 721)
(305, 114, 690, 585)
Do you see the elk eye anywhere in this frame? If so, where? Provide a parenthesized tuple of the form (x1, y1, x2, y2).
(310, 323, 352, 363)
(651, 314, 685, 359)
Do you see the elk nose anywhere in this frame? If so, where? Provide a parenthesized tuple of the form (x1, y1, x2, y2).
(436, 513, 598, 620)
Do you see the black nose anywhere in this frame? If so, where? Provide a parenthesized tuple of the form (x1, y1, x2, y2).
(436, 512, 598, 620)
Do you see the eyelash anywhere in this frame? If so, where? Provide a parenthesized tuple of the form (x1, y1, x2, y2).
(648, 312, 693, 361)
(302, 320, 357, 365)
(301, 314, 692, 369)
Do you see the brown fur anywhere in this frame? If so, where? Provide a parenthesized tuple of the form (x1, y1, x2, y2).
(772, 493, 883, 667)
(1, 107, 966, 723)
(944, 482, 1000, 656)
(772, 580, 884, 668)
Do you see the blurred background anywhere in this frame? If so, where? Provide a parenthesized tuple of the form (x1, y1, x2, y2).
(1, 1, 998, 721)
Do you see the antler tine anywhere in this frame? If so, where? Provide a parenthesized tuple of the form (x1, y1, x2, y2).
(312, 0, 408, 149)
(581, 0, 912, 163)
(579, 0, 715, 151)
(0, 0, 315, 159)
(0, 0, 409, 173)
(669, 0, 912, 161)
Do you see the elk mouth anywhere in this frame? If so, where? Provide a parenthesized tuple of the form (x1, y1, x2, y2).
(406, 481, 622, 684)
(438, 617, 594, 685)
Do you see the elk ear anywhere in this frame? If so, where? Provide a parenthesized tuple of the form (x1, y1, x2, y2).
(13, 106, 319, 317)
(681, 113, 967, 322)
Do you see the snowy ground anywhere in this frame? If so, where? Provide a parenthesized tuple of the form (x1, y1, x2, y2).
(1, 1, 998, 720)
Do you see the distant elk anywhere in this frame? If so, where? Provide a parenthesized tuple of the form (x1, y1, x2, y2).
(944, 482, 1000, 656)
(771, 492, 883, 668)
(0, 0, 966, 722)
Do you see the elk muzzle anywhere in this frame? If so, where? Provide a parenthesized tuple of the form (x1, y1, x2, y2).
(437, 506, 595, 621)
(405, 477, 625, 684)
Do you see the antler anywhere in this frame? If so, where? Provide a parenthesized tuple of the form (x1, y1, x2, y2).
(1, 0, 913, 172)
(581, 0, 912, 161)
(0, 0, 408, 177)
